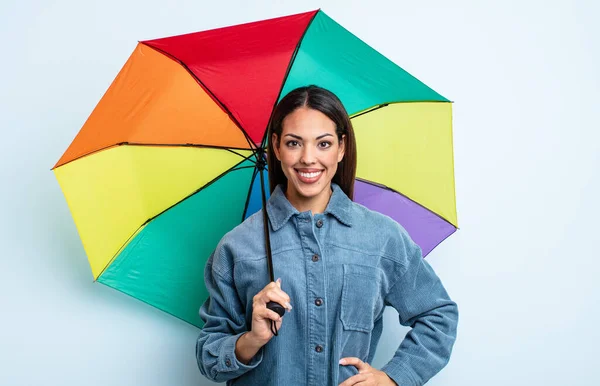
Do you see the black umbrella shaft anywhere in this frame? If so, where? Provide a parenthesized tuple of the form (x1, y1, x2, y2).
(259, 167, 275, 283)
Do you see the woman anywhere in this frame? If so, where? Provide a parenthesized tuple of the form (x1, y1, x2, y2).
(197, 85, 458, 386)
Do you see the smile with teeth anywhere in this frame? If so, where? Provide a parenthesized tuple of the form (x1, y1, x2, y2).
(298, 170, 323, 178)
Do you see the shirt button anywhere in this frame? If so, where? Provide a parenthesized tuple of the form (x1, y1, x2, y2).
(316, 219, 323, 228)
(315, 298, 323, 306)
(225, 359, 232, 367)
(312, 254, 319, 262)
(315, 345, 323, 353)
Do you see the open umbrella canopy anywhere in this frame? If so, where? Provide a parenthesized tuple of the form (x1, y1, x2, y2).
(52, 9, 457, 328)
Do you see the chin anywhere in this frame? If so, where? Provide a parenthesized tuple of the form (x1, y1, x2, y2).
(296, 185, 322, 199)
(290, 179, 329, 198)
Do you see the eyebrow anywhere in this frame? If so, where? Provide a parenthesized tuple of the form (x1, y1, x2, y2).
(284, 133, 334, 140)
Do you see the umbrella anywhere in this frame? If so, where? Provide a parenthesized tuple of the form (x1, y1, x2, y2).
(52, 9, 458, 328)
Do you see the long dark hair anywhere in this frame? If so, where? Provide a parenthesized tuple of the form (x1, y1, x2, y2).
(267, 85, 357, 200)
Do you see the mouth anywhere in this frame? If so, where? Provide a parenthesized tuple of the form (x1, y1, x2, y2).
(295, 169, 324, 183)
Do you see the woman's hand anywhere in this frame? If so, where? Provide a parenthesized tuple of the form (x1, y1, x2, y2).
(236, 279, 292, 364)
(247, 278, 292, 345)
(338, 357, 397, 386)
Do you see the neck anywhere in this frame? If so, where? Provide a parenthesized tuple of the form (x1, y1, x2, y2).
(284, 184, 333, 214)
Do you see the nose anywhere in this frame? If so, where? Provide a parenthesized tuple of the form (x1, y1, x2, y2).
(300, 146, 316, 165)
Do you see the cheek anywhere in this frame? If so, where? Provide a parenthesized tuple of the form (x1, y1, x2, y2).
(327, 152, 341, 168)
(278, 152, 296, 172)
(279, 149, 297, 165)
(329, 163, 339, 176)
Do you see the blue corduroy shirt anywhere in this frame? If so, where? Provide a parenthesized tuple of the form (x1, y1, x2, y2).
(197, 183, 458, 385)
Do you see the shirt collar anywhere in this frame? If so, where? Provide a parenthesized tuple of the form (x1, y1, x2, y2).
(266, 183, 353, 231)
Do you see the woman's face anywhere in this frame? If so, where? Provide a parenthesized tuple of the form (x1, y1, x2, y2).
(272, 107, 345, 212)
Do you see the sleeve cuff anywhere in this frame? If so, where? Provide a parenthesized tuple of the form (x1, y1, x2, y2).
(381, 360, 421, 386)
(217, 332, 264, 375)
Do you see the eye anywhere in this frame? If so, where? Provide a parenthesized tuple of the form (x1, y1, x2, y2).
(285, 140, 299, 147)
(318, 141, 332, 149)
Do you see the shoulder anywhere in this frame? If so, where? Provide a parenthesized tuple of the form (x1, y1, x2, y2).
(348, 200, 405, 238)
(221, 210, 265, 246)
(210, 210, 266, 275)
(347, 201, 421, 264)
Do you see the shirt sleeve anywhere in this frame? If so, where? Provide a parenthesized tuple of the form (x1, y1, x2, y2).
(196, 245, 263, 383)
(381, 231, 459, 386)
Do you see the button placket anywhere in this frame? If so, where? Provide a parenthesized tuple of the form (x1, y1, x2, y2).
(297, 213, 327, 384)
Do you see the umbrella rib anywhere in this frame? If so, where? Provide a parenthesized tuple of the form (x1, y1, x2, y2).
(224, 149, 257, 164)
(52, 142, 255, 170)
(350, 103, 389, 119)
(95, 156, 254, 279)
(141, 43, 258, 154)
(349, 100, 451, 120)
(260, 10, 320, 149)
(229, 165, 256, 172)
(355, 177, 457, 228)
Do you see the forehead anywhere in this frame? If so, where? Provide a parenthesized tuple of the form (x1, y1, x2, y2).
(281, 107, 336, 135)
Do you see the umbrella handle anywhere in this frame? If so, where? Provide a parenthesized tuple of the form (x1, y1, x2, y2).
(266, 301, 285, 317)
(267, 301, 285, 336)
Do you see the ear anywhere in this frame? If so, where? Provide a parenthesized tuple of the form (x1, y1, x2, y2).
(337, 134, 346, 162)
(272, 133, 281, 161)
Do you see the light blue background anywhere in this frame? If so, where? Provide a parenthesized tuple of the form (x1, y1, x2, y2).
(1, 0, 599, 385)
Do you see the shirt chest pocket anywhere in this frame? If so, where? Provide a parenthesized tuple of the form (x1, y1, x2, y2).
(340, 264, 384, 333)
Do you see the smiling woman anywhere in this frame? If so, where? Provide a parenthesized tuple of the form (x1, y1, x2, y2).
(267, 85, 357, 212)
(196, 85, 459, 386)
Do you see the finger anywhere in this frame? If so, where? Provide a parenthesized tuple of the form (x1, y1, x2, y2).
(262, 291, 291, 310)
(349, 374, 375, 386)
(338, 373, 369, 386)
(253, 282, 280, 303)
(261, 282, 291, 303)
(339, 357, 369, 372)
(356, 372, 375, 384)
(261, 289, 292, 311)
(266, 286, 291, 302)
(351, 381, 373, 386)
(253, 286, 292, 310)
(263, 280, 279, 291)
(256, 306, 284, 322)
